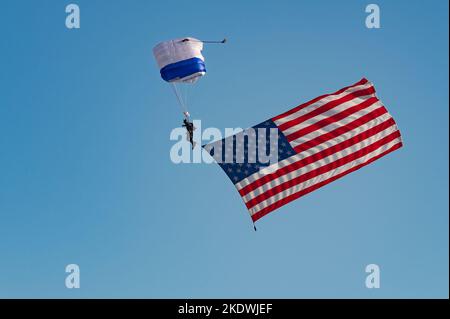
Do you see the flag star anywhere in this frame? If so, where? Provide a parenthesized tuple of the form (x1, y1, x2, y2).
(233, 176, 239, 182)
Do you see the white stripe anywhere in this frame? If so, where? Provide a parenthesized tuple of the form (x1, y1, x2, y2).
(248, 138, 402, 216)
(274, 82, 374, 125)
(235, 112, 392, 191)
(289, 101, 384, 149)
(237, 112, 391, 191)
(242, 125, 399, 204)
(281, 95, 376, 137)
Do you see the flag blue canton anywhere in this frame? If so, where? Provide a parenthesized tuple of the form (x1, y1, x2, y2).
(205, 120, 296, 184)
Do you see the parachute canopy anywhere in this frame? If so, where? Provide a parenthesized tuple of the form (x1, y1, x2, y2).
(153, 37, 206, 84)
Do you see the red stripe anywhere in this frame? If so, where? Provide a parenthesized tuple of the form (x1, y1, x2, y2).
(244, 131, 401, 210)
(292, 106, 388, 154)
(272, 78, 369, 122)
(286, 96, 379, 142)
(238, 117, 396, 197)
(251, 141, 403, 222)
(278, 86, 376, 132)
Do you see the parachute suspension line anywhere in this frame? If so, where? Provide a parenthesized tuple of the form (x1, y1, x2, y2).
(170, 82, 188, 115)
(180, 84, 191, 119)
(182, 83, 189, 114)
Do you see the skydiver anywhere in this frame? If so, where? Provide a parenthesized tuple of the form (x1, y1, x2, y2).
(182, 114, 196, 149)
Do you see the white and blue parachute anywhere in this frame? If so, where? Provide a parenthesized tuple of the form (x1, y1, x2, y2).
(153, 37, 206, 84)
(153, 37, 225, 118)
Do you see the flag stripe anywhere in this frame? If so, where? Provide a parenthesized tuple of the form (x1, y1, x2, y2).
(250, 141, 403, 221)
(286, 96, 381, 142)
(279, 94, 375, 137)
(235, 111, 392, 192)
(272, 78, 370, 122)
(291, 106, 388, 152)
(239, 118, 397, 199)
(246, 133, 401, 213)
(276, 85, 375, 131)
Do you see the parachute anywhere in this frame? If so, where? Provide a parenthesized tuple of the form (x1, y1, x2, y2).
(153, 37, 206, 84)
(153, 37, 226, 120)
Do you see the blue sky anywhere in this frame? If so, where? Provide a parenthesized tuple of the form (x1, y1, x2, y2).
(0, 0, 448, 298)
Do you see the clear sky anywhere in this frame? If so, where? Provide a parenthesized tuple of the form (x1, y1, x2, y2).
(0, 0, 448, 298)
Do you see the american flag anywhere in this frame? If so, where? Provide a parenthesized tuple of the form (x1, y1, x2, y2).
(204, 78, 403, 223)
